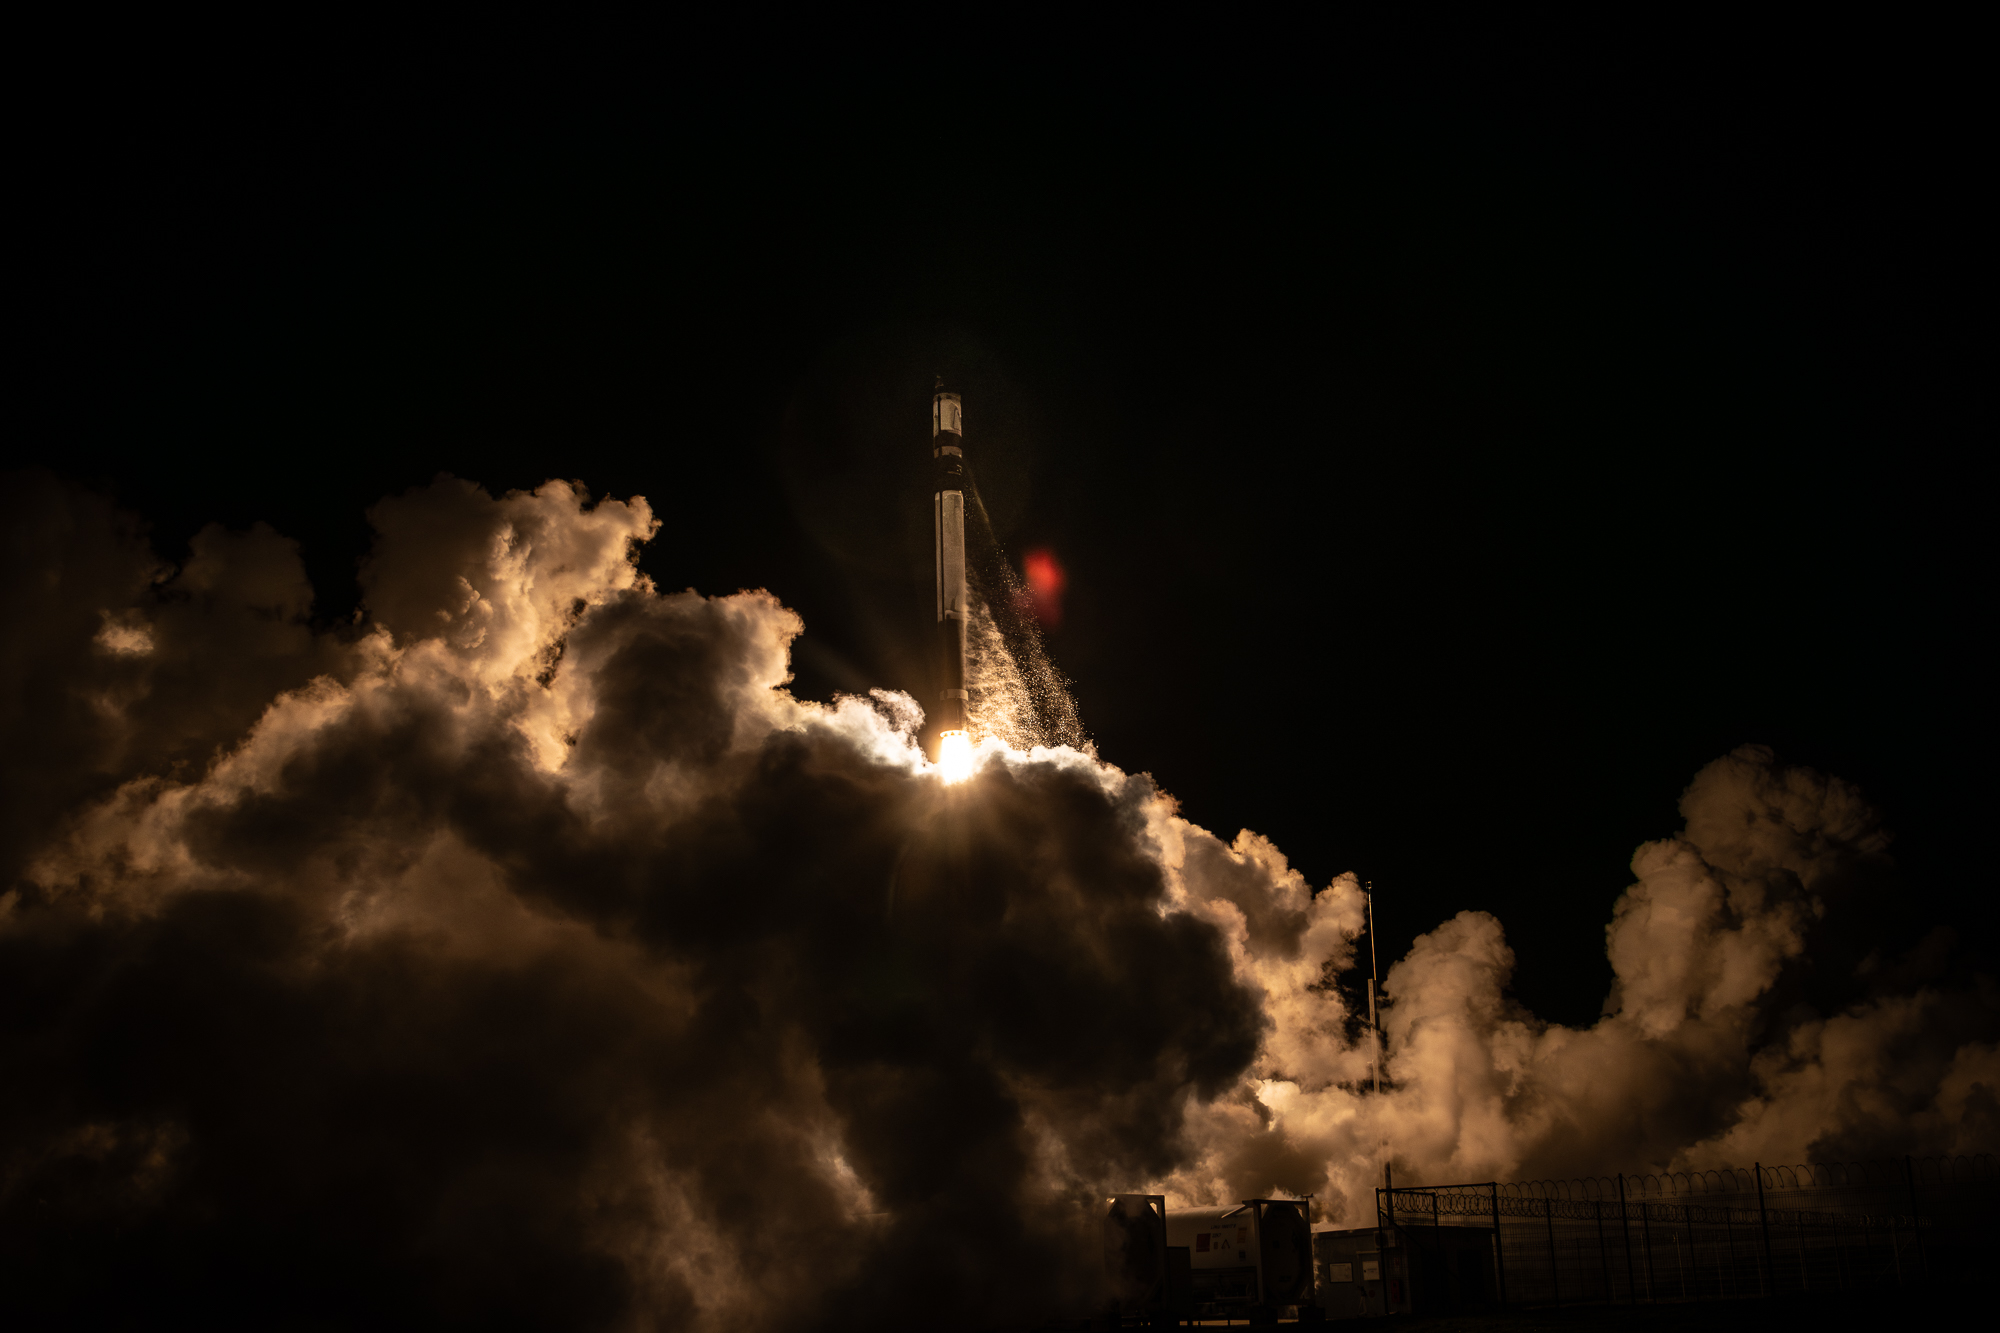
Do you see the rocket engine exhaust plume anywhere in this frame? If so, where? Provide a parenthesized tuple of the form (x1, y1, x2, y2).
(1, 466, 1994, 1330)
(935, 728, 973, 784)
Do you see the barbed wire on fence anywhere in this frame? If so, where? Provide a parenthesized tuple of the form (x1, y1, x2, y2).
(1467, 1153, 1995, 1204)
(1384, 1186, 1921, 1232)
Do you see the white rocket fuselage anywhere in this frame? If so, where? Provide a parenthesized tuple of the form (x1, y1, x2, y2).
(933, 385, 969, 737)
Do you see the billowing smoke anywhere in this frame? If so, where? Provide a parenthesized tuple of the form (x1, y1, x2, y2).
(2, 474, 1993, 1328)
(1164, 747, 2000, 1216)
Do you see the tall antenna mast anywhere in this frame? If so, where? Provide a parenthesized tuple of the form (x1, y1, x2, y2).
(1367, 881, 1390, 1206)
(1366, 882, 1380, 1095)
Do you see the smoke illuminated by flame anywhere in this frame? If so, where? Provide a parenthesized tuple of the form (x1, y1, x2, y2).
(3, 472, 1993, 1331)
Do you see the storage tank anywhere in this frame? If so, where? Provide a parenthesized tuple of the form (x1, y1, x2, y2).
(1101, 1194, 1167, 1314)
(1163, 1198, 1314, 1313)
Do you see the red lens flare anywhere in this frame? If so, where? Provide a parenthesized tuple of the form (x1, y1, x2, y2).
(1019, 548, 1066, 627)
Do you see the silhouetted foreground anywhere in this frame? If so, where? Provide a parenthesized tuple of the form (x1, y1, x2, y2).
(1013, 1287, 1975, 1331)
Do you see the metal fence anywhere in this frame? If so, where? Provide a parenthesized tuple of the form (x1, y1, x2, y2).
(1376, 1155, 1996, 1308)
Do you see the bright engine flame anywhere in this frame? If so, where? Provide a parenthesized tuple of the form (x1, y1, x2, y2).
(937, 729, 972, 784)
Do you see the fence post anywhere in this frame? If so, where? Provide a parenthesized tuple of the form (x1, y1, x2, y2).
(1641, 1200, 1655, 1302)
(1754, 1162, 1772, 1296)
(1904, 1155, 1928, 1279)
(1544, 1196, 1559, 1307)
(1595, 1199, 1611, 1302)
(1489, 1183, 1508, 1309)
(1723, 1203, 1740, 1297)
(1795, 1214, 1809, 1292)
(1890, 1216, 1902, 1286)
(1617, 1174, 1638, 1303)
(1682, 1200, 1695, 1298)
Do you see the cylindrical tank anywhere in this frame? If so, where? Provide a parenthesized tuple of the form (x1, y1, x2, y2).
(1252, 1199, 1314, 1305)
(1101, 1194, 1166, 1311)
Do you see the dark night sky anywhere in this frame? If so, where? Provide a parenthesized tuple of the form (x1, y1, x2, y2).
(16, 22, 1990, 1027)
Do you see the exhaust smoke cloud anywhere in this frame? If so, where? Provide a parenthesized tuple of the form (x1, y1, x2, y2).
(2, 474, 1993, 1329)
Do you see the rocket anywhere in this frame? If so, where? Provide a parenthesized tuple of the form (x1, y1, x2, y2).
(933, 377, 969, 746)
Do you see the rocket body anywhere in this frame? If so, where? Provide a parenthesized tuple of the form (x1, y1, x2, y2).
(933, 382, 969, 737)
